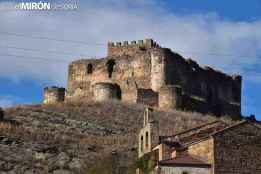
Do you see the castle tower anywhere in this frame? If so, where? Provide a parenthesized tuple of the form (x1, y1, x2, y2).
(151, 49, 166, 92)
(43, 86, 65, 104)
(159, 85, 183, 110)
(138, 107, 159, 158)
(93, 82, 121, 102)
(107, 38, 159, 57)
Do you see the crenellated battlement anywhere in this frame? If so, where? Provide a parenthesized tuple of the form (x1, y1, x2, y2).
(108, 38, 160, 47)
(107, 38, 160, 57)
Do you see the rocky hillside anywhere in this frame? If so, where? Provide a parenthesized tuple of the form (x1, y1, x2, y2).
(0, 100, 232, 174)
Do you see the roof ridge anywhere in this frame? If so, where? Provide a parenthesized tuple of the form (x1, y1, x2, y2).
(211, 120, 249, 136)
(161, 120, 226, 138)
(160, 154, 207, 163)
(158, 154, 211, 167)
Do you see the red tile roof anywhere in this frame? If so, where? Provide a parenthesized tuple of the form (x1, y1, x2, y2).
(158, 155, 211, 168)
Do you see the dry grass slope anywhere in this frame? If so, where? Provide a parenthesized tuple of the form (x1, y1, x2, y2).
(0, 100, 234, 174)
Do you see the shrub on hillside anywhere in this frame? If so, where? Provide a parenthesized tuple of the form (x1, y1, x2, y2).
(0, 107, 4, 120)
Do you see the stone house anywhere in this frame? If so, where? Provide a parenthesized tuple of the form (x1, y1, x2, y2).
(138, 108, 261, 174)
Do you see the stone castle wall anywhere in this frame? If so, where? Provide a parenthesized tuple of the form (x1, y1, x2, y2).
(93, 82, 121, 102)
(66, 46, 153, 103)
(150, 49, 166, 92)
(163, 48, 241, 116)
(43, 87, 65, 104)
(159, 86, 182, 109)
(47, 38, 242, 117)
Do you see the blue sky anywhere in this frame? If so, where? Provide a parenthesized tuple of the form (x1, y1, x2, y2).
(163, 0, 261, 21)
(0, 0, 260, 120)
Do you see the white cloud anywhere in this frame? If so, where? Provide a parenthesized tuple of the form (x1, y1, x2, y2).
(0, 96, 15, 108)
(0, 0, 260, 86)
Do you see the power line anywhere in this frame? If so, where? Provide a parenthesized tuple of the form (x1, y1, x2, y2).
(0, 31, 106, 46)
(0, 30, 259, 58)
(0, 48, 257, 66)
(0, 43, 257, 60)
(0, 45, 98, 57)
(0, 53, 71, 63)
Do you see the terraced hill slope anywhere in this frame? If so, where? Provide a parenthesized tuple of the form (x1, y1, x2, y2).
(0, 100, 232, 174)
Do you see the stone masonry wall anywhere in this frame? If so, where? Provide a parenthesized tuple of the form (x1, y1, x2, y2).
(138, 108, 159, 158)
(213, 122, 261, 174)
(43, 87, 65, 104)
(150, 49, 166, 92)
(187, 138, 214, 174)
(188, 139, 214, 164)
(92, 82, 121, 102)
(158, 143, 172, 161)
(137, 89, 158, 106)
(163, 48, 241, 117)
(67, 51, 153, 103)
(159, 86, 182, 110)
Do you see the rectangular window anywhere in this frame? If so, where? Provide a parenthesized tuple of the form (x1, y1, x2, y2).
(145, 132, 149, 148)
(140, 136, 144, 152)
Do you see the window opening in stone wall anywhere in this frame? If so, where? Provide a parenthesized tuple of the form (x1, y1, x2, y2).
(106, 59, 115, 78)
(182, 172, 188, 174)
(87, 64, 93, 74)
(115, 84, 122, 100)
(141, 136, 144, 152)
(145, 131, 149, 148)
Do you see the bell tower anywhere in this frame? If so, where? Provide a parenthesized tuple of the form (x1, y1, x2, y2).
(138, 107, 159, 158)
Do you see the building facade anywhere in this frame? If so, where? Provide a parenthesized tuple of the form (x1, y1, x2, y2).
(137, 108, 261, 174)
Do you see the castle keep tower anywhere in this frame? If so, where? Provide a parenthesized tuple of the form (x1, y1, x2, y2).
(151, 49, 166, 92)
(93, 82, 121, 102)
(107, 38, 159, 57)
(43, 87, 65, 104)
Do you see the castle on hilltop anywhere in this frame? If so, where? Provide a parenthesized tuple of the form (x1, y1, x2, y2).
(43, 39, 242, 118)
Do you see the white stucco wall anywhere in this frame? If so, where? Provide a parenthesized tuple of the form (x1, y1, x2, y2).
(159, 166, 210, 174)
